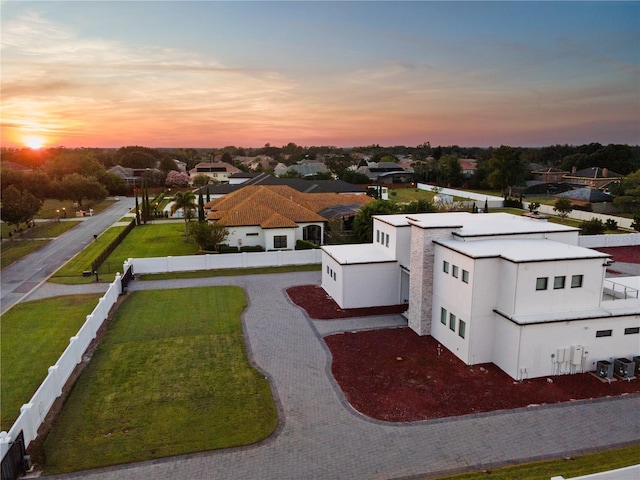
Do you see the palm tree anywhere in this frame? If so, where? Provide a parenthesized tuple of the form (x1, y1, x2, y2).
(171, 191, 197, 234)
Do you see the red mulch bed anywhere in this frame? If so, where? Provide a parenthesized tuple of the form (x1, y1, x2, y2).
(286, 285, 407, 319)
(595, 246, 640, 264)
(287, 284, 640, 422)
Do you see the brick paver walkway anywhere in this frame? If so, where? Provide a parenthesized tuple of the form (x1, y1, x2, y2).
(48, 272, 640, 479)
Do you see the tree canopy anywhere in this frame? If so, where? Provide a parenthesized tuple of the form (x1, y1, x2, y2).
(1, 185, 42, 229)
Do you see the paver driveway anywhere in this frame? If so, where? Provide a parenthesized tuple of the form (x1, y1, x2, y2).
(46, 272, 640, 479)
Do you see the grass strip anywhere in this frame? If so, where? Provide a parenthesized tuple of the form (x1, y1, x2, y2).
(43, 287, 277, 474)
(49, 226, 127, 284)
(137, 263, 322, 281)
(0, 294, 101, 430)
(434, 444, 640, 480)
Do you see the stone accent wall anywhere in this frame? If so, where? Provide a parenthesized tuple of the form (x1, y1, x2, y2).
(408, 225, 456, 336)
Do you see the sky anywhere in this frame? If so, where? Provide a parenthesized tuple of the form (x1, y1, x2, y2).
(1, 1, 639, 149)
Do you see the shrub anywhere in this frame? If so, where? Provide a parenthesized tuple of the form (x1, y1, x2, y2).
(580, 218, 606, 235)
(295, 239, 319, 250)
(604, 219, 618, 231)
(503, 197, 523, 209)
(219, 244, 239, 253)
(240, 245, 264, 252)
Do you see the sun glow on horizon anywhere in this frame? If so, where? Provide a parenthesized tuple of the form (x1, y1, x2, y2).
(22, 135, 47, 150)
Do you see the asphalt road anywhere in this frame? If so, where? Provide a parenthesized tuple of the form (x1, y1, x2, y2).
(0, 197, 136, 314)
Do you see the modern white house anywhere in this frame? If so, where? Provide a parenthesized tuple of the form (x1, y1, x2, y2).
(321, 212, 639, 380)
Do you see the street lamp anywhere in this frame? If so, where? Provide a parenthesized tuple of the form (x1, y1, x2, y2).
(56, 209, 60, 221)
(62, 207, 66, 218)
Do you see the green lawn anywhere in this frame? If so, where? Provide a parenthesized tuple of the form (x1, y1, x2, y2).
(435, 444, 640, 480)
(49, 226, 128, 284)
(0, 294, 101, 430)
(138, 263, 322, 281)
(43, 287, 277, 474)
(35, 198, 116, 220)
(390, 188, 436, 203)
(96, 222, 199, 275)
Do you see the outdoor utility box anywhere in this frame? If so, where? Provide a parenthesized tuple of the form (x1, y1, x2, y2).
(614, 358, 635, 379)
(633, 356, 640, 376)
(596, 360, 613, 379)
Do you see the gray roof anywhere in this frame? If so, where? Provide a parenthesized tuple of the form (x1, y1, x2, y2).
(199, 174, 366, 195)
(556, 187, 613, 202)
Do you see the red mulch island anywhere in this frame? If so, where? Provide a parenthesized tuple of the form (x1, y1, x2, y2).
(287, 284, 640, 422)
(596, 246, 640, 264)
(286, 285, 407, 319)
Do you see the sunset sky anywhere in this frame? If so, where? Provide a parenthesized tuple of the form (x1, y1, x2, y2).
(1, 1, 639, 149)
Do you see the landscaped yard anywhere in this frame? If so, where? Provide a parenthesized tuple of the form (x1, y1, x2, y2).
(49, 225, 128, 284)
(96, 222, 200, 275)
(0, 294, 101, 430)
(35, 198, 116, 220)
(43, 287, 277, 474)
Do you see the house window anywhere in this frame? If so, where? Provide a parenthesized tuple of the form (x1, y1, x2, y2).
(333, 271, 336, 281)
(452, 265, 459, 278)
(273, 235, 287, 248)
(441, 307, 447, 325)
(376, 229, 380, 243)
(246, 232, 259, 236)
(595, 329, 612, 337)
(326, 266, 330, 274)
(458, 320, 466, 339)
(624, 327, 639, 335)
(385, 233, 389, 247)
(571, 275, 583, 288)
(449, 313, 456, 331)
(443, 261, 449, 273)
(462, 270, 469, 283)
(536, 277, 548, 290)
(554, 276, 566, 289)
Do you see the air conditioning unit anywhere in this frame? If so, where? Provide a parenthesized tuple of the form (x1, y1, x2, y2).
(614, 358, 635, 379)
(596, 360, 613, 379)
(633, 356, 640, 376)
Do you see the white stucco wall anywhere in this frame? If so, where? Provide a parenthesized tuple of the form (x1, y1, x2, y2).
(468, 258, 502, 365)
(338, 262, 401, 309)
(322, 253, 345, 307)
(265, 227, 296, 250)
(510, 258, 605, 316)
(227, 225, 265, 248)
(496, 314, 640, 380)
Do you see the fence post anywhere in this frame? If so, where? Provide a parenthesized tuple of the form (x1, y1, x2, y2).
(47, 365, 63, 398)
(0, 431, 10, 458)
(115, 272, 122, 295)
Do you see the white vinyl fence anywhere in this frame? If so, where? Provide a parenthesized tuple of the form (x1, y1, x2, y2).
(126, 249, 323, 275)
(0, 274, 123, 461)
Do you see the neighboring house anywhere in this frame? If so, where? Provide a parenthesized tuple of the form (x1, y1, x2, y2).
(532, 167, 569, 183)
(108, 165, 161, 186)
(563, 167, 624, 190)
(198, 174, 367, 198)
(459, 158, 478, 178)
(321, 212, 639, 381)
(189, 162, 241, 183)
(356, 162, 408, 182)
(205, 185, 373, 250)
(279, 162, 330, 178)
(174, 159, 187, 172)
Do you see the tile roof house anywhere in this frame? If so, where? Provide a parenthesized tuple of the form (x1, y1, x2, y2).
(205, 185, 373, 250)
(321, 212, 639, 381)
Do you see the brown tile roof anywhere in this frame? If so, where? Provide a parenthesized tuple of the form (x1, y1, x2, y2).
(205, 185, 373, 228)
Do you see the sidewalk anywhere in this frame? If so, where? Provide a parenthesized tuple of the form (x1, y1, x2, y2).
(46, 272, 640, 480)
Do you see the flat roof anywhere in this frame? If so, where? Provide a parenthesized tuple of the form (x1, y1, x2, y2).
(321, 243, 396, 265)
(407, 212, 579, 237)
(435, 238, 610, 263)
